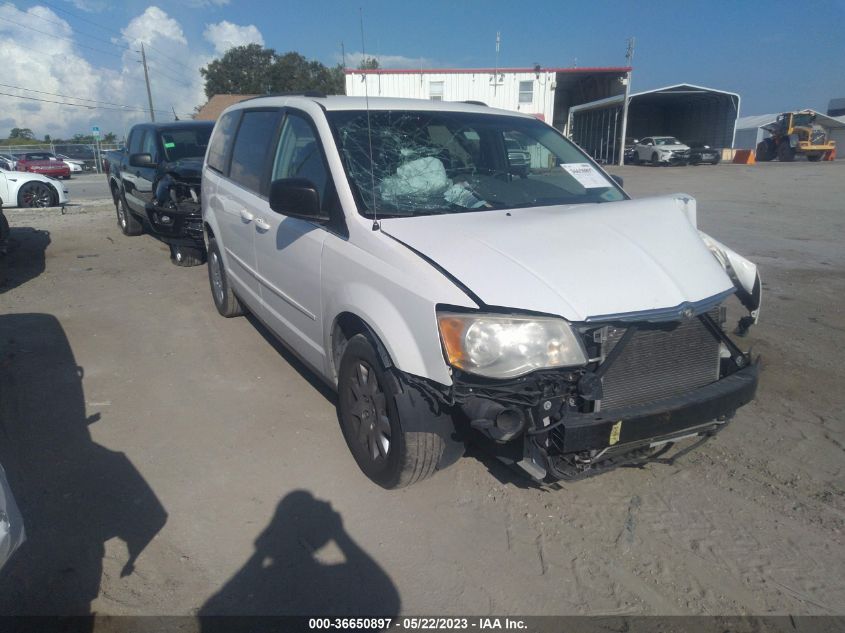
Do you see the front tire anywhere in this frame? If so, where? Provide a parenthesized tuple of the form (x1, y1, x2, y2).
(756, 139, 774, 162)
(207, 238, 244, 317)
(115, 193, 143, 236)
(651, 152, 660, 166)
(17, 182, 55, 208)
(338, 335, 447, 489)
(777, 142, 796, 162)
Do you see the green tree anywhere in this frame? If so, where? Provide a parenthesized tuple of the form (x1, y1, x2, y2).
(200, 43, 276, 98)
(9, 127, 34, 140)
(200, 44, 345, 98)
(103, 132, 117, 143)
(358, 56, 379, 70)
(44, 134, 51, 143)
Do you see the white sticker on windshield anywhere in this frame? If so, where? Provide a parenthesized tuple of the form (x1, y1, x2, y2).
(560, 163, 612, 189)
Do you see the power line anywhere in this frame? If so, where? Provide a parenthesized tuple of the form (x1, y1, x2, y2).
(3, 9, 194, 78)
(0, 82, 192, 113)
(4, 1, 129, 53)
(37, 0, 199, 73)
(0, 14, 128, 58)
(0, 88, 195, 117)
(146, 60, 194, 85)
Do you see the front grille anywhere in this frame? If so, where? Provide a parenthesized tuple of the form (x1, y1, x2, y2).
(598, 314, 720, 410)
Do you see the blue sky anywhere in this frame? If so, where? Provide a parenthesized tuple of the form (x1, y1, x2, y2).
(3, 0, 845, 138)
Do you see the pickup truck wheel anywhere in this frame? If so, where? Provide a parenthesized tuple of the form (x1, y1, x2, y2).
(207, 238, 244, 317)
(338, 335, 446, 489)
(169, 243, 205, 267)
(17, 182, 55, 208)
(115, 194, 143, 236)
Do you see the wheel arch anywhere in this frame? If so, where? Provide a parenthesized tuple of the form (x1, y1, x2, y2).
(16, 179, 58, 207)
(330, 311, 395, 385)
(326, 286, 450, 387)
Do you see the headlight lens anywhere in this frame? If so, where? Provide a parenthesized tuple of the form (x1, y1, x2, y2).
(437, 313, 587, 379)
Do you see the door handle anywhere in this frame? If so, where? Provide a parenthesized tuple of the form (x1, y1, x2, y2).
(254, 217, 271, 231)
(239, 209, 254, 223)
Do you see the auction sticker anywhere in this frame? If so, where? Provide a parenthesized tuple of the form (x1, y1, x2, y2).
(560, 163, 611, 188)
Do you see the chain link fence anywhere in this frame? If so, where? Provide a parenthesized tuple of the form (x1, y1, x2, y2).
(0, 142, 123, 172)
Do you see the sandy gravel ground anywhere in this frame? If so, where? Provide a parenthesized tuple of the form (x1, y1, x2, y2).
(0, 162, 842, 618)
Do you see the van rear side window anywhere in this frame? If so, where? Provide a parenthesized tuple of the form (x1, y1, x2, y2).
(229, 110, 282, 194)
(207, 111, 241, 175)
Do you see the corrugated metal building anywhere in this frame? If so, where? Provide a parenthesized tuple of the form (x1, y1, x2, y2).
(344, 66, 631, 133)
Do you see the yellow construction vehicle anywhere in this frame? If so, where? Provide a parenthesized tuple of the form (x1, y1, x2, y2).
(755, 110, 835, 162)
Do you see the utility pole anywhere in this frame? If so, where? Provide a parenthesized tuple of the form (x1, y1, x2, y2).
(140, 43, 155, 122)
(493, 31, 501, 96)
(618, 37, 635, 166)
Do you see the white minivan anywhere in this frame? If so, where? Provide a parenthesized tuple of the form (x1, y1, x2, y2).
(201, 95, 761, 488)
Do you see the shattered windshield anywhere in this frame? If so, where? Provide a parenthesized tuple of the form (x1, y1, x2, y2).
(327, 110, 624, 218)
(160, 127, 212, 162)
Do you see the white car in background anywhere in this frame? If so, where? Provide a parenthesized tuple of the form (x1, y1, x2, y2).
(55, 153, 85, 173)
(634, 136, 691, 165)
(0, 163, 69, 208)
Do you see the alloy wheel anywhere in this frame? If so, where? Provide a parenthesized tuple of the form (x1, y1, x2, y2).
(20, 183, 52, 208)
(210, 251, 225, 305)
(346, 361, 391, 462)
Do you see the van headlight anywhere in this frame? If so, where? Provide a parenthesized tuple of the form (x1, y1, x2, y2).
(437, 312, 587, 379)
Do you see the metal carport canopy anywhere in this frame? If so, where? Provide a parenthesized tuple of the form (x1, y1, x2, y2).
(570, 83, 741, 149)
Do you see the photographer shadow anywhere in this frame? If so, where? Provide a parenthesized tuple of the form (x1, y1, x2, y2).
(0, 225, 50, 293)
(0, 313, 167, 619)
(199, 490, 400, 627)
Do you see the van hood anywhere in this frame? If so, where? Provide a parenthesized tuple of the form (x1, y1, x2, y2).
(378, 195, 735, 322)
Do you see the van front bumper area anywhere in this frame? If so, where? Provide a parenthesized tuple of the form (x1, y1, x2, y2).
(533, 361, 758, 480)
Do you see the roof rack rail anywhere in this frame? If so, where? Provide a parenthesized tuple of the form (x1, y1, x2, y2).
(240, 91, 328, 102)
(463, 100, 488, 107)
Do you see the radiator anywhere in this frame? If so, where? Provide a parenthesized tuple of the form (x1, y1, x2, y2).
(598, 315, 721, 410)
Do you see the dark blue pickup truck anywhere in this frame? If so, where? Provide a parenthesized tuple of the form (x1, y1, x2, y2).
(104, 121, 214, 266)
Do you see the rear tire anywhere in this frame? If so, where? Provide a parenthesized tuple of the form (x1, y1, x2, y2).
(338, 335, 448, 489)
(169, 243, 205, 267)
(207, 238, 244, 317)
(115, 193, 143, 236)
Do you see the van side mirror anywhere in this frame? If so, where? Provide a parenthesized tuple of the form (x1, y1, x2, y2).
(129, 153, 155, 168)
(269, 178, 330, 223)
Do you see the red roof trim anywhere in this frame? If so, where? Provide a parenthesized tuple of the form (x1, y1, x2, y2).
(344, 66, 632, 75)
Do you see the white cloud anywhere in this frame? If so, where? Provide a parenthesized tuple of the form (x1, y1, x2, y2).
(0, 4, 108, 138)
(0, 4, 212, 140)
(203, 21, 264, 55)
(340, 51, 434, 69)
(68, 0, 110, 12)
(185, 0, 230, 7)
(121, 6, 187, 48)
